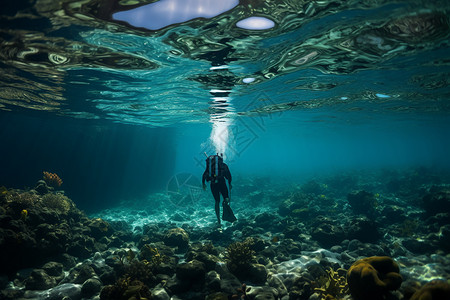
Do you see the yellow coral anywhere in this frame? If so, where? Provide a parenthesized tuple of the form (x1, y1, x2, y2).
(21, 209, 28, 221)
(314, 268, 349, 300)
(41, 193, 72, 214)
(141, 245, 166, 267)
(0, 186, 8, 195)
(6, 191, 39, 209)
(226, 240, 255, 268)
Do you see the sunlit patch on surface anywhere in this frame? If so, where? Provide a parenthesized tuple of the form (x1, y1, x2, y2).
(376, 93, 391, 98)
(236, 16, 275, 30)
(210, 65, 229, 70)
(243, 77, 255, 84)
(112, 0, 239, 30)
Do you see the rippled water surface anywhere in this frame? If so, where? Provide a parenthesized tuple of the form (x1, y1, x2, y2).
(1, 0, 449, 128)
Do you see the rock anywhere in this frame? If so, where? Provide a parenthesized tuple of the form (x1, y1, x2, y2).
(438, 224, 450, 251)
(382, 205, 407, 223)
(42, 261, 64, 277)
(185, 251, 219, 271)
(34, 180, 50, 195)
(410, 280, 450, 300)
(214, 263, 241, 294)
(0, 275, 9, 289)
(165, 275, 191, 294)
(247, 286, 279, 300)
(311, 222, 345, 248)
(61, 264, 97, 284)
(267, 273, 288, 297)
(254, 212, 277, 228)
(248, 264, 268, 284)
(205, 292, 229, 300)
(278, 199, 293, 217)
(345, 217, 380, 243)
(67, 236, 95, 258)
(151, 286, 171, 300)
(205, 270, 221, 291)
(46, 283, 82, 300)
(260, 246, 276, 259)
(176, 259, 206, 282)
(155, 262, 177, 276)
(347, 190, 377, 217)
(0, 289, 24, 299)
(25, 269, 57, 290)
(88, 218, 111, 239)
(59, 254, 77, 269)
(403, 238, 437, 254)
(163, 228, 189, 252)
(347, 239, 363, 251)
(81, 278, 102, 298)
(422, 187, 450, 216)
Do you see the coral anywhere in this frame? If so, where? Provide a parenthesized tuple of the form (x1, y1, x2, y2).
(125, 261, 156, 287)
(163, 228, 189, 250)
(232, 283, 250, 299)
(140, 245, 166, 268)
(399, 219, 419, 237)
(5, 191, 39, 211)
(88, 218, 110, 238)
(0, 186, 8, 202)
(114, 248, 158, 287)
(279, 192, 315, 217)
(410, 280, 450, 300)
(41, 193, 72, 214)
(42, 171, 63, 188)
(347, 256, 403, 300)
(313, 268, 349, 300)
(21, 209, 28, 221)
(226, 240, 255, 274)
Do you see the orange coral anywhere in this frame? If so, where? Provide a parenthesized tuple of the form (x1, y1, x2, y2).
(43, 171, 63, 187)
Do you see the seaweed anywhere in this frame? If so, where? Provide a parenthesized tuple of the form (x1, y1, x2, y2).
(313, 268, 349, 300)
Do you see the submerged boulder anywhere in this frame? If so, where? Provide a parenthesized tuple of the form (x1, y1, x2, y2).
(347, 190, 377, 217)
(25, 269, 57, 290)
(163, 228, 189, 252)
(422, 186, 450, 217)
(410, 280, 450, 300)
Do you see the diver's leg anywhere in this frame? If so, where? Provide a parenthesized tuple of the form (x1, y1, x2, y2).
(210, 184, 221, 226)
(215, 200, 221, 226)
(219, 181, 230, 203)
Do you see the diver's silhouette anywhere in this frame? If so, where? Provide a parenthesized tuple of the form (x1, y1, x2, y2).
(202, 154, 235, 227)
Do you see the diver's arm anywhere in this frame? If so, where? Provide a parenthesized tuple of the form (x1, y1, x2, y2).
(202, 170, 208, 190)
(202, 170, 206, 185)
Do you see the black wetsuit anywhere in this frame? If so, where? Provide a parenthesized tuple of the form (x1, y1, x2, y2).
(202, 162, 232, 225)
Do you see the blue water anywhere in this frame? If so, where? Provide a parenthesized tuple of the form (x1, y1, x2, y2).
(1, 0, 450, 212)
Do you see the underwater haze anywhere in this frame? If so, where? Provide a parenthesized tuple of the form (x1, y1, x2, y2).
(1, 0, 450, 299)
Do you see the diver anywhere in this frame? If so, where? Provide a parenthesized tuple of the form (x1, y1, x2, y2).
(202, 153, 235, 227)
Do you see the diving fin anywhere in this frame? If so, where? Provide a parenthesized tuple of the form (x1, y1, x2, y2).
(222, 201, 237, 223)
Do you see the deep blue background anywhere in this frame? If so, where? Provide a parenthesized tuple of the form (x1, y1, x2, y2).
(0, 111, 175, 212)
